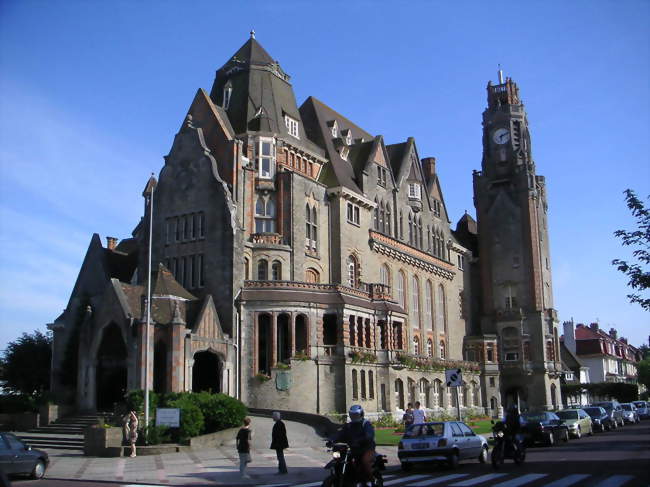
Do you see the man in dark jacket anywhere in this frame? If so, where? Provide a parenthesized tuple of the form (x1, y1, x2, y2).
(270, 411, 289, 474)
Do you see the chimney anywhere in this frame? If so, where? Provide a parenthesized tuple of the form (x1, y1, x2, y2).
(620, 337, 627, 344)
(563, 320, 576, 354)
(609, 328, 617, 340)
(106, 236, 118, 250)
(421, 157, 436, 178)
(589, 322, 598, 331)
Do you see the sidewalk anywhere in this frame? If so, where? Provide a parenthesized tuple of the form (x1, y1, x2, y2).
(40, 416, 400, 486)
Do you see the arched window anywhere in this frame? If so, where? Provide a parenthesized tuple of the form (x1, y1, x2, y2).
(413, 335, 420, 355)
(361, 370, 367, 399)
(439, 340, 446, 359)
(352, 369, 358, 400)
(365, 321, 371, 348)
(427, 339, 433, 357)
(425, 281, 433, 331)
(244, 257, 250, 280)
(255, 196, 276, 233)
(347, 255, 358, 288)
(271, 260, 282, 280)
(257, 259, 268, 280)
(435, 284, 446, 336)
(380, 264, 390, 288)
(411, 275, 420, 328)
(306, 268, 320, 283)
(397, 271, 406, 308)
(417, 215, 423, 249)
(349, 316, 356, 346)
(373, 199, 379, 230)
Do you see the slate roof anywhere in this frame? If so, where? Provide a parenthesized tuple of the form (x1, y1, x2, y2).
(386, 142, 409, 177)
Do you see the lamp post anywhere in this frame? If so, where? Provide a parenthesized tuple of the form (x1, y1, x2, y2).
(143, 174, 156, 441)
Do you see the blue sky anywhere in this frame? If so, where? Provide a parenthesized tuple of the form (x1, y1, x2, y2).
(0, 0, 648, 350)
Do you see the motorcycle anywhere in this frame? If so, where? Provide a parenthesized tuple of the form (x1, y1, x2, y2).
(321, 441, 386, 487)
(491, 420, 525, 469)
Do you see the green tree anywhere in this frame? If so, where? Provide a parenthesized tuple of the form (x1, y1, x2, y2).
(638, 358, 650, 391)
(612, 190, 650, 311)
(0, 330, 52, 396)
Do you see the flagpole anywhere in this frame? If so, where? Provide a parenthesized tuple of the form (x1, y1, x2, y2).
(144, 173, 154, 443)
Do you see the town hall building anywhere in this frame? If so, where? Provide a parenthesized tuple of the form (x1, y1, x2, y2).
(48, 34, 563, 416)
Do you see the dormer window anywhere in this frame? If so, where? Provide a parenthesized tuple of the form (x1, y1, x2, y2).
(256, 137, 275, 179)
(340, 146, 349, 160)
(330, 120, 338, 137)
(342, 129, 352, 145)
(284, 115, 299, 138)
(408, 183, 421, 200)
(223, 84, 232, 110)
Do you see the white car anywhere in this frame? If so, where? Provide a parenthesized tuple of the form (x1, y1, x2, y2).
(398, 421, 488, 470)
(633, 401, 649, 419)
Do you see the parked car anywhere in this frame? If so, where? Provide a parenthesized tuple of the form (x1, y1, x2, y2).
(592, 401, 624, 428)
(582, 406, 614, 431)
(620, 403, 640, 424)
(633, 401, 649, 419)
(555, 409, 593, 438)
(0, 432, 49, 479)
(520, 411, 570, 446)
(398, 421, 488, 470)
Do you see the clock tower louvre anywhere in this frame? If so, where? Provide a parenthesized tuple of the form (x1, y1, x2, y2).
(474, 73, 561, 412)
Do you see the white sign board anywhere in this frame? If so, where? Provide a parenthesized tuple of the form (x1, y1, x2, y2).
(445, 368, 462, 387)
(156, 408, 180, 427)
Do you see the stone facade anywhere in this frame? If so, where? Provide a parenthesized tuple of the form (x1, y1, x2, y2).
(49, 36, 560, 417)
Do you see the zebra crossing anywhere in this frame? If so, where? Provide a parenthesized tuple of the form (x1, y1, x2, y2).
(256, 471, 640, 487)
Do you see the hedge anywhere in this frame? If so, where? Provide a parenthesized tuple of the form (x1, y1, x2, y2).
(561, 382, 638, 403)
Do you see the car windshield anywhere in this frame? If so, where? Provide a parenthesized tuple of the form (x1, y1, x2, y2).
(556, 411, 578, 420)
(621, 404, 632, 411)
(633, 402, 645, 408)
(583, 408, 601, 416)
(404, 423, 444, 438)
(521, 413, 545, 422)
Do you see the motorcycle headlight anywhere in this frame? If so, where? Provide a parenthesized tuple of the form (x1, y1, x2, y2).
(496, 431, 505, 438)
(332, 451, 341, 459)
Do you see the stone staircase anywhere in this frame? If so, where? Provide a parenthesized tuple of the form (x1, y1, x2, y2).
(17, 414, 105, 451)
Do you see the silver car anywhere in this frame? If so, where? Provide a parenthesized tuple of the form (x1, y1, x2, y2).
(620, 403, 640, 424)
(398, 421, 488, 470)
(633, 401, 649, 419)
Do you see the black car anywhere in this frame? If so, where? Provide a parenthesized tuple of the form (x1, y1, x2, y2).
(520, 411, 570, 446)
(0, 432, 49, 479)
(583, 406, 613, 431)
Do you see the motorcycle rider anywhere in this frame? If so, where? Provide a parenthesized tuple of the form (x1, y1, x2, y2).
(504, 405, 522, 452)
(333, 404, 376, 481)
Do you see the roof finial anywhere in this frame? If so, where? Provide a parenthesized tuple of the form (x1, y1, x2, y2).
(250, 29, 256, 39)
(498, 64, 504, 84)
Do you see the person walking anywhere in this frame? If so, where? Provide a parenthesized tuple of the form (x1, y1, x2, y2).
(236, 417, 253, 479)
(413, 401, 427, 424)
(402, 403, 414, 428)
(126, 411, 138, 457)
(270, 411, 289, 474)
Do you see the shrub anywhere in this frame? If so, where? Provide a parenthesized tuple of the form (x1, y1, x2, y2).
(166, 397, 204, 443)
(143, 424, 171, 445)
(125, 390, 159, 417)
(373, 413, 399, 428)
(0, 394, 39, 413)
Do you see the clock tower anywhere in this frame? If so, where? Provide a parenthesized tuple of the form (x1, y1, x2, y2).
(473, 72, 562, 411)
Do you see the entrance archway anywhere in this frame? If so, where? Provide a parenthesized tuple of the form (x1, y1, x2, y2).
(154, 340, 168, 394)
(192, 351, 221, 393)
(95, 323, 127, 411)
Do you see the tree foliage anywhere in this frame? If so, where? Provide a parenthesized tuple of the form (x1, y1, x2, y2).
(638, 358, 650, 391)
(612, 189, 650, 311)
(0, 330, 52, 396)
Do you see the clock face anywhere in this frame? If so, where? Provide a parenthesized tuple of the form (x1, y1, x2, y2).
(492, 128, 510, 145)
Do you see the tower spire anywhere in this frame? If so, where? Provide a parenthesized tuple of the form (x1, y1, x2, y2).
(498, 64, 504, 84)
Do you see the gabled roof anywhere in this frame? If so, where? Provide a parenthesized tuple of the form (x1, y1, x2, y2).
(150, 263, 196, 300)
(228, 36, 275, 66)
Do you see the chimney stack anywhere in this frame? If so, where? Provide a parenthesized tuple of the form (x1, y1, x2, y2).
(589, 322, 598, 331)
(106, 236, 118, 250)
(609, 328, 617, 339)
(421, 157, 436, 178)
(563, 320, 576, 354)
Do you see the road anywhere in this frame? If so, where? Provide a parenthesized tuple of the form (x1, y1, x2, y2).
(10, 420, 650, 487)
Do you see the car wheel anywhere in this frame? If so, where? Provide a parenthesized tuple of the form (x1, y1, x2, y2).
(546, 431, 555, 446)
(478, 446, 488, 464)
(575, 426, 581, 439)
(447, 451, 459, 470)
(588, 424, 594, 436)
(563, 430, 569, 443)
(400, 462, 412, 472)
(31, 459, 46, 480)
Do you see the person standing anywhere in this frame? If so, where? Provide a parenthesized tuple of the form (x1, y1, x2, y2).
(270, 411, 289, 474)
(413, 401, 426, 425)
(126, 411, 138, 457)
(236, 417, 253, 479)
(402, 403, 414, 428)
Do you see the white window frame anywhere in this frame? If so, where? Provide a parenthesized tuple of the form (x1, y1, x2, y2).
(408, 183, 421, 200)
(340, 146, 349, 160)
(257, 137, 276, 179)
(346, 202, 360, 225)
(284, 115, 300, 138)
(331, 121, 338, 137)
(223, 85, 232, 110)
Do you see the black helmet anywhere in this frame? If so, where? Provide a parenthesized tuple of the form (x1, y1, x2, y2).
(349, 404, 364, 423)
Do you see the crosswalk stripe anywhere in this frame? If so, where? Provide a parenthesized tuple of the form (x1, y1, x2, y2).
(411, 473, 470, 486)
(449, 473, 509, 486)
(384, 474, 430, 485)
(592, 475, 635, 487)
(543, 474, 591, 487)
(492, 474, 548, 487)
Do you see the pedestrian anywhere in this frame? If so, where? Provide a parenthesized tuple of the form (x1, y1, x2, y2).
(402, 403, 414, 428)
(126, 411, 138, 457)
(413, 401, 426, 424)
(236, 417, 253, 479)
(270, 411, 289, 474)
